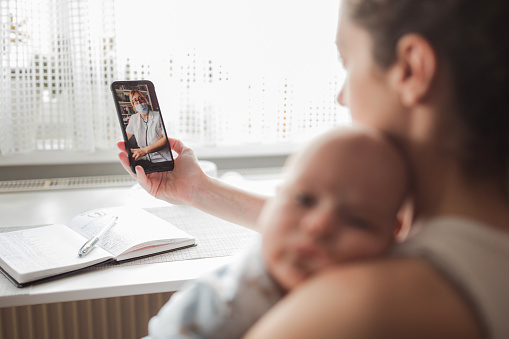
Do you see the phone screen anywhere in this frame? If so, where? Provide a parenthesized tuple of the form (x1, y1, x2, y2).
(111, 80, 174, 174)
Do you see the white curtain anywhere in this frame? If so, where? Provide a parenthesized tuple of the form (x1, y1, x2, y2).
(0, 0, 118, 155)
(1, 0, 348, 156)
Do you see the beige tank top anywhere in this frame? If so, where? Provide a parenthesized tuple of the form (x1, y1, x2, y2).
(392, 217, 509, 339)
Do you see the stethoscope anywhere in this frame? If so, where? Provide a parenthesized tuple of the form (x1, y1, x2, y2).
(141, 112, 152, 162)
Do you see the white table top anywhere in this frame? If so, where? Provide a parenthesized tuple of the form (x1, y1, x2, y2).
(0, 171, 281, 308)
(0, 255, 234, 307)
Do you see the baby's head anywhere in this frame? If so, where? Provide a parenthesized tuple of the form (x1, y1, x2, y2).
(259, 126, 409, 291)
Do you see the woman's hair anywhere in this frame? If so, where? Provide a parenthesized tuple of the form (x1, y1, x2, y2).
(129, 89, 150, 112)
(346, 0, 509, 184)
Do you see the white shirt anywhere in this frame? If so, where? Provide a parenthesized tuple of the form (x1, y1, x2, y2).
(125, 110, 172, 163)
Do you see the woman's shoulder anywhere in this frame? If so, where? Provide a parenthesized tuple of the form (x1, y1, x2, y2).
(318, 259, 482, 337)
(128, 113, 140, 123)
(148, 110, 162, 122)
(244, 258, 482, 339)
(391, 216, 509, 339)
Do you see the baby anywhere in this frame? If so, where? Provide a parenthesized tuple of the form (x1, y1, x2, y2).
(146, 126, 409, 339)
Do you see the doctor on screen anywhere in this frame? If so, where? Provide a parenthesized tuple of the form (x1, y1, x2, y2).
(125, 89, 172, 168)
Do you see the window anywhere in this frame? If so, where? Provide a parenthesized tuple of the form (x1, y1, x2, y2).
(0, 0, 348, 160)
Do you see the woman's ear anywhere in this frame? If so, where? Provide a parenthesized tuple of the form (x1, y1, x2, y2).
(389, 34, 437, 107)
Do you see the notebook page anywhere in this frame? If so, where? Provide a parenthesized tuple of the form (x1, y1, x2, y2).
(67, 207, 194, 258)
(0, 224, 112, 282)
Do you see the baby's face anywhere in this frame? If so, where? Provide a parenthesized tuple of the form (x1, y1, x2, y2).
(261, 135, 404, 291)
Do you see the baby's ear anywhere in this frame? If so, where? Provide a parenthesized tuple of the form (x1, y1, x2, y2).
(393, 217, 409, 244)
(394, 205, 413, 242)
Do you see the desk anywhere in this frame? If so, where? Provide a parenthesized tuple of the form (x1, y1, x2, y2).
(0, 169, 282, 339)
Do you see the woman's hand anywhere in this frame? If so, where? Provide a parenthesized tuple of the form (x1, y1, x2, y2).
(118, 136, 267, 229)
(131, 147, 148, 161)
(117, 137, 206, 205)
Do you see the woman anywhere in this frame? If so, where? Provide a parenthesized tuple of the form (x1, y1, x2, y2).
(125, 90, 173, 168)
(118, 0, 509, 337)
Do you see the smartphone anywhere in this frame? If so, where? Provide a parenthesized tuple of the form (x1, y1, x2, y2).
(111, 80, 174, 174)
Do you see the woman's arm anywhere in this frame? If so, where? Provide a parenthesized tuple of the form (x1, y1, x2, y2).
(131, 135, 167, 160)
(118, 138, 267, 230)
(244, 258, 482, 339)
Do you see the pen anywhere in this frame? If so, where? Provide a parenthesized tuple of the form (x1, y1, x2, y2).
(78, 215, 118, 258)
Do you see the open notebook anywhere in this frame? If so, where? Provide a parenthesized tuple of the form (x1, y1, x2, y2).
(0, 206, 196, 287)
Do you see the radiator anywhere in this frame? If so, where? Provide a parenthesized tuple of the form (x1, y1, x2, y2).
(0, 292, 173, 339)
(0, 175, 137, 193)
